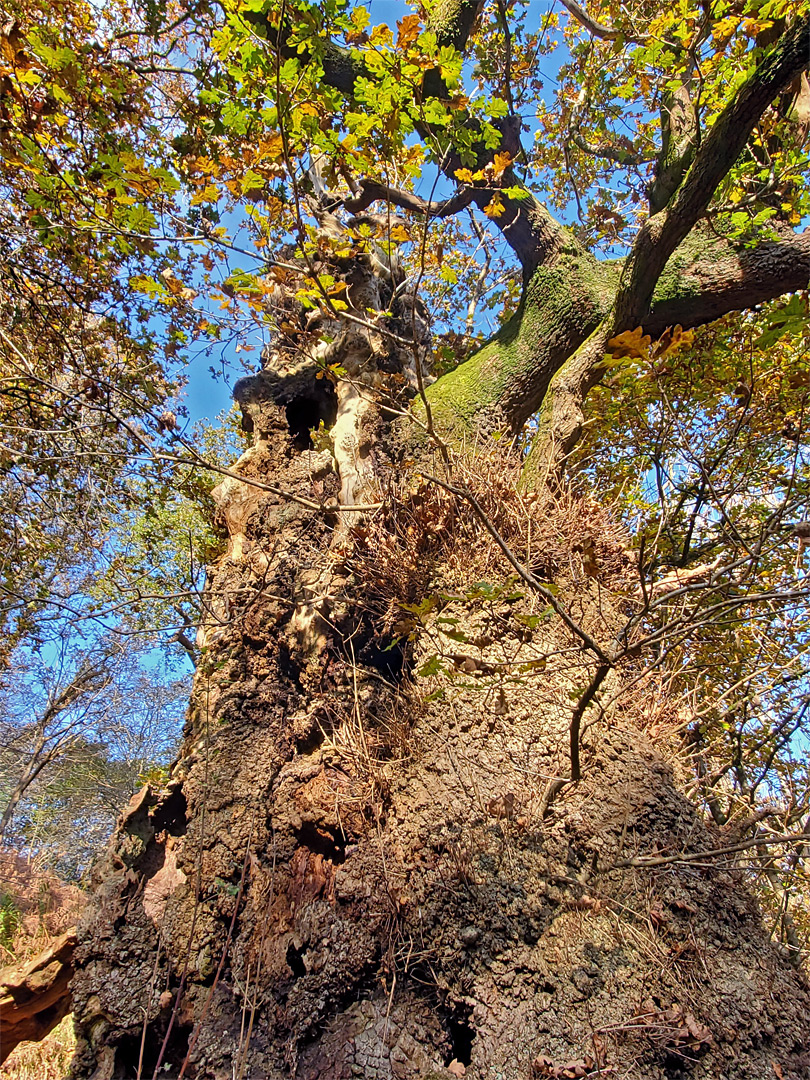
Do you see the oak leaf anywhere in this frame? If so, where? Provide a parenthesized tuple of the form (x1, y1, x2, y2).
(483, 195, 505, 219)
(396, 13, 421, 48)
(606, 326, 651, 360)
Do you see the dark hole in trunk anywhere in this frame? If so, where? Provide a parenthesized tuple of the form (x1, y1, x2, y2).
(444, 1003, 476, 1067)
(285, 384, 338, 451)
(152, 784, 188, 837)
(286, 940, 308, 979)
(296, 820, 348, 864)
(115, 1022, 191, 1077)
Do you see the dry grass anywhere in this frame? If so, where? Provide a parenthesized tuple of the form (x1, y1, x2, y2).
(352, 446, 634, 632)
(0, 1014, 76, 1080)
(0, 852, 83, 967)
(0, 852, 84, 1078)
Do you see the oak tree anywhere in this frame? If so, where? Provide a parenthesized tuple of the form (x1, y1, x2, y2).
(4, 0, 810, 1075)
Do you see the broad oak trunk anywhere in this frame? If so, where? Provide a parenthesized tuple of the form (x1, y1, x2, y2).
(69, 222, 810, 1080)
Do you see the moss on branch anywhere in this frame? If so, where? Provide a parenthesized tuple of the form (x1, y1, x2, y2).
(425, 252, 617, 438)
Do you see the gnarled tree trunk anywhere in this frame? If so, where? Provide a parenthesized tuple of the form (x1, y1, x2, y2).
(68, 231, 810, 1080)
(0, 929, 76, 1063)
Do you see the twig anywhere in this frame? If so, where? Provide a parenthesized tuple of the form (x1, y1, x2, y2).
(569, 662, 611, 782)
(612, 831, 810, 869)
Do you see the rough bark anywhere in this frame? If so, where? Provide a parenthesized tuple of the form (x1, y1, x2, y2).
(66, 237, 810, 1079)
(0, 929, 76, 1062)
(59, 16, 810, 1076)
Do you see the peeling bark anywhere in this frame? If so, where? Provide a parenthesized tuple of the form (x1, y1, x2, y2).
(61, 16, 810, 1077)
(0, 929, 76, 1063)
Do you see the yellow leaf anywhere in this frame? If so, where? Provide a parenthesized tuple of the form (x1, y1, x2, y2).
(492, 151, 513, 179)
(606, 327, 652, 360)
(483, 195, 505, 219)
(0, 24, 27, 68)
(454, 167, 474, 183)
(652, 324, 694, 360)
(389, 223, 411, 243)
(258, 134, 284, 160)
(369, 23, 393, 47)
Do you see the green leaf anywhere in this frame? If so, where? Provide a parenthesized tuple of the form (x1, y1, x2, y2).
(418, 656, 445, 678)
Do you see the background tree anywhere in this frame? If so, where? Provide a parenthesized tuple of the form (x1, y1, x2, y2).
(0, 634, 188, 877)
(1, 0, 809, 1075)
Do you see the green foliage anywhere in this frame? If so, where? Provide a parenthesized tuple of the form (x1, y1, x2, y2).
(576, 300, 810, 834)
(0, 888, 21, 952)
(532, 0, 810, 250)
(0, 0, 807, 947)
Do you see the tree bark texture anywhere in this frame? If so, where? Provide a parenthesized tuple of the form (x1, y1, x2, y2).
(68, 241, 810, 1080)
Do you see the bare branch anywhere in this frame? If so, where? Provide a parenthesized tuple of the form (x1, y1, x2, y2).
(558, 0, 644, 42)
(343, 179, 475, 219)
(613, 831, 810, 869)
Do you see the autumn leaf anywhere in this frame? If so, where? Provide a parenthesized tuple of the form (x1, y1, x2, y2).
(651, 324, 694, 360)
(369, 23, 393, 47)
(396, 13, 422, 49)
(0, 22, 25, 66)
(160, 269, 197, 302)
(483, 195, 505, 219)
(492, 151, 513, 179)
(389, 223, 411, 243)
(606, 327, 652, 360)
(454, 167, 474, 183)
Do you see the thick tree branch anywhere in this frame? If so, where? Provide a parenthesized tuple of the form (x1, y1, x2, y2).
(617, 16, 810, 325)
(558, 0, 645, 42)
(648, 80, 699, 214)
(427, 224, 809, 447)
(645, 227, 810, 336)
(262, 0, 568, 274)
(343, 179, 475, 219)
(518, 19, 810, 474)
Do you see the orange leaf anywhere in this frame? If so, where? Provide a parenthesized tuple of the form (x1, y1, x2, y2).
(396, 13, 422, 48)
(492, 151, 513, 179)
(651, 323, 694, 360)
(606, 326, 651, 360)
